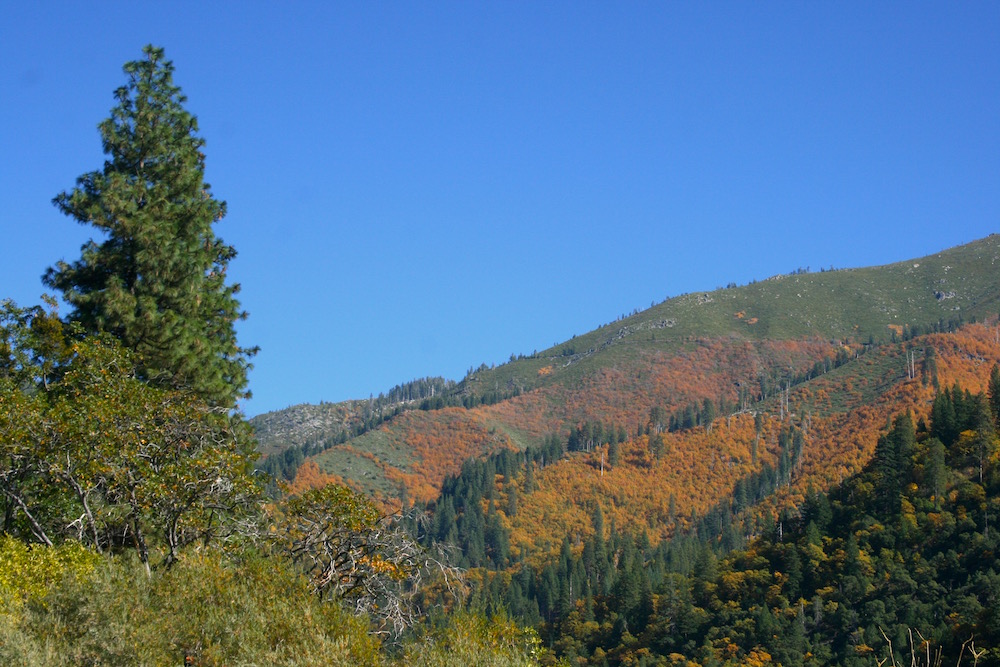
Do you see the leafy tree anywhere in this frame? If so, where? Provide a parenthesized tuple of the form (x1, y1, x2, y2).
(45, 46, 255, 408)
(0, 324, 261, 568)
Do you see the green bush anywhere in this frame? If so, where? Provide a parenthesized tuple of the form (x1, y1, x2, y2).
(0, 535, 99, 614)
(3, 548, 382, 666)
(400, 612, 555, 667)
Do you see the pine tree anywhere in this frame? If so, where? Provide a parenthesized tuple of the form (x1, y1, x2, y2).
(988, 364, 1000, 432)
(608, 438, 620, 467)
(45, 46, 255, 407)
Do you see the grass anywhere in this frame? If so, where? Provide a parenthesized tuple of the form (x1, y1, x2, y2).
(314, 445, 401, 499)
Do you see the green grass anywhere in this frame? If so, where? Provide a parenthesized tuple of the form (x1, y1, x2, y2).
(314, 445, 401, 499)
(346, 427, 418, 470)
(486, 420, 538, 452)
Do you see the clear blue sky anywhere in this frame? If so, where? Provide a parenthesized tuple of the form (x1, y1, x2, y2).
(2, 3, 998, 416)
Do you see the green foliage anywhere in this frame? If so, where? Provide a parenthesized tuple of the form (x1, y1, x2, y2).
(0, 536, 99, 615)
(989, 364, 1000, 431)
(0, 548, 381, 667)
(0, 298, 71, 390)
(401, 612, 554, 667)
(45, 45, 255, 408)
(0, 542, 558, 666)
(0, 313, 262, 567)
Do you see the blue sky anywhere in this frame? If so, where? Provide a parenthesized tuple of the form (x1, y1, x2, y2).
(2, 3, 998, 416)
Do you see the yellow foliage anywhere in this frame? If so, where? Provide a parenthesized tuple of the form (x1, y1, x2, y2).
(0, 537, 99, 614)
(743, 648, 774, 666)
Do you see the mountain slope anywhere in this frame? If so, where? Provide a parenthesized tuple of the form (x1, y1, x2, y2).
(500, 324, 1000, 560)
(464, 234, 1000, 397)
(253, 236, 1000, 520)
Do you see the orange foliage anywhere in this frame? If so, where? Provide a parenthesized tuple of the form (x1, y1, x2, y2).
(508, 414, 770, 561)
(296, 324, 1000, 553)
(380, 409, 511, 504)
(289, 460, 347, 494)
(485, 337, 848, 448)
(504, 325, 1000, 558)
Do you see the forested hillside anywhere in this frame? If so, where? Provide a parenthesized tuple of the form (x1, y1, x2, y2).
(445, 375, 1000, 666)
(259, 238, 1000, 515)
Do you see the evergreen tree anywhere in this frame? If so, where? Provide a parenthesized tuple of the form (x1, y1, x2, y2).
(873, 413, 914, 516)
(989, 364, 1000, 431)
(45, 46, 255, 407)
(647, 432, 662, 461)
(608, 439, 620, 467)
(923, 437, 947, 508)
(931, 389, 959, 447)
(701, 397, 716, 432)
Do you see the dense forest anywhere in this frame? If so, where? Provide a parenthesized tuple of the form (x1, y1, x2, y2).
(412, 371, 1000, 666)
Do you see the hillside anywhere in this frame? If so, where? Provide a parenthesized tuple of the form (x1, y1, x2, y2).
(252, 236, 1000, 506)
(498, 324, 1000, 560)
(458, 373, 1000, 666)
(462, 235, 1000, 395)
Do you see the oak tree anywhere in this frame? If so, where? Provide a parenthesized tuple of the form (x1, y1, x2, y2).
(0, 310, 261, 568)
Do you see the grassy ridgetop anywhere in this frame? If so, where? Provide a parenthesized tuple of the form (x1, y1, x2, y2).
(463, 235, 1000, 396)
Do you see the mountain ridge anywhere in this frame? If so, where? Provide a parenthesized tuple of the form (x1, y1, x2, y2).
(253, 234, 999, 442)
(251, 235, 1000, 527)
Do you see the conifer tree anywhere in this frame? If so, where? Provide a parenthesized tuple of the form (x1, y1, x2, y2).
(45, 46, 255, 407)
(989, 364, 1000, 431)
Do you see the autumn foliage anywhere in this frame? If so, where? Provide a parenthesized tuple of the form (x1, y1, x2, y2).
(290, 321, 1000, 566)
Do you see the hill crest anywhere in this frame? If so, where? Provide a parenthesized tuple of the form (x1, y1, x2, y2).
(252, 235, 1000, 540)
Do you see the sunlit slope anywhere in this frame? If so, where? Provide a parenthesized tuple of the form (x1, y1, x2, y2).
(250, 401, 364, 457)
(463, 235, 1000, 396)
(491, 324, 1000, 560)
(255, 236, 1000, 509)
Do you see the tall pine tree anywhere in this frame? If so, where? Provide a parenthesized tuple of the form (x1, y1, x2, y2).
(45, 46, 255, 407)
